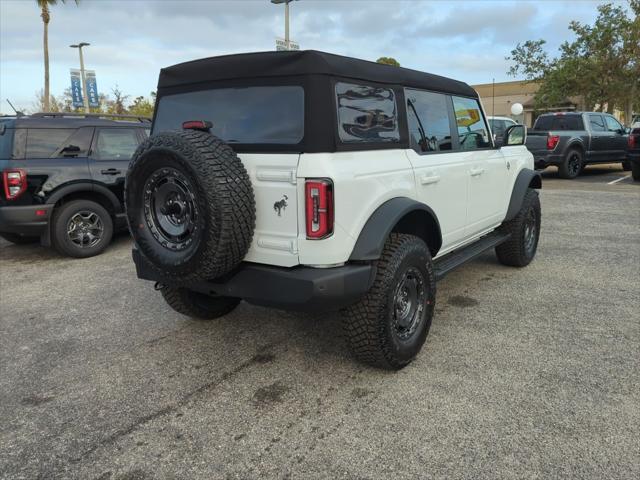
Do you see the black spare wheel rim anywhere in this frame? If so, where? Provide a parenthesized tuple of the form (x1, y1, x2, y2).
(143, 167, 199, 251)
(392, 266, 426, 340)
(67, 210, 104, 248)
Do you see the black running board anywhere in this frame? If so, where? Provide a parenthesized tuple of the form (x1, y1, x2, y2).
(433, 231, 511, 281)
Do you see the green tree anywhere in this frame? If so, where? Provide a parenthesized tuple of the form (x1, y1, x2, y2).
(507, 1, 639, 121)
(376, 57, 400, 67)
(128, 92, 156, 118)
(37, 0, 80, 112)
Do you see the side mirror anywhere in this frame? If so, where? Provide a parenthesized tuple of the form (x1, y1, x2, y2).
(503, 124, 526, 146)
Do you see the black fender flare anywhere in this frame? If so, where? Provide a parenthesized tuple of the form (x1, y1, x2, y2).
(349, 197, 442, 261)
(45, 182, 122, 213)
(505, 169, 542, 221)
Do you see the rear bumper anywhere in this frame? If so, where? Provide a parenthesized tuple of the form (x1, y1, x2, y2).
(0, 204, 52, 235)
(532, 152, 564, 169)
(132, 248, 375, 312)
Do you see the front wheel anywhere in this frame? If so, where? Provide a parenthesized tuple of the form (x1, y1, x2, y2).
(342, 234, 436, 370)
(496, 189, 541, 267)
(161, 287, 240, 320)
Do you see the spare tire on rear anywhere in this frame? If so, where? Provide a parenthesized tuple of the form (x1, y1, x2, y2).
(125, 130, 255, 283)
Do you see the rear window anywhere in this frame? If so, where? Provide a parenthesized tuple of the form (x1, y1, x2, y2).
(534, 115, 583, 131)
(153, 86, 304, 144)
(26, 128, 75, 159)
(336, 82, 399, 143)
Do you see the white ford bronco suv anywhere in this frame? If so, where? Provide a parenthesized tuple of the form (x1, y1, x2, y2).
(125, 51, 541, 369)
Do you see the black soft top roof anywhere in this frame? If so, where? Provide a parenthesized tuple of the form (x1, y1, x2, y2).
(158, 50, 477, 98)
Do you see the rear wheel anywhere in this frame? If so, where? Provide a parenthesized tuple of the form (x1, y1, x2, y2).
(342, 234, 436, 370)
(0, 233, 39, 245)
(161, 287, 240, 320)
(631, 161, 640, 181)
(558, 148, 583, 179)
(51, 200, 113, 258)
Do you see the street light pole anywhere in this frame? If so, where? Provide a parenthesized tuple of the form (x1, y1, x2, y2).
(70, 42, 90, 113)
(271, 0, 297, 50)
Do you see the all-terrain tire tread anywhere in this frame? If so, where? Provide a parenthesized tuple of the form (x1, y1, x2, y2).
(161, 287, 240, 320)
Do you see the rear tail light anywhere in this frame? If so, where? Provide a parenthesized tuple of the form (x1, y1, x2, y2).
(629, 134, 636, 149)
(547, 134, 560, 150)
(305, 179, 334, 239)
(3, 169, 27, 200)
(182, 120, 212, 132)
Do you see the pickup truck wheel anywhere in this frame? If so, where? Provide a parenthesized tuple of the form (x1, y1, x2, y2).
(125, 130, 256, 283)
(631, 162, 640, 181)
(51, 199, 113, 258)
(496, 189, 540, 267)
(161, 287, 240, 320)
(558, 149, 583, 179)
(342, 234, 436, 370)
(0, 233, 39, 245)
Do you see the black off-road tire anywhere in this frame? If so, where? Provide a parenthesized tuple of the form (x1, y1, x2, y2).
(558, 148, 583, 179)
(495, 189, 541, 267)
(51, 199, 113, 258)
(342, 234, 436, 370)
(631, 161, 640, 181)
(125, 130, 255, 283)
(161, 287, 240, 320)
(0, 233, 39, 245)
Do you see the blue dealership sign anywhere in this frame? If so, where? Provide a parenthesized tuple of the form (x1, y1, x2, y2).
(85, 70, 100, 108)
(70, 69, 84, 108)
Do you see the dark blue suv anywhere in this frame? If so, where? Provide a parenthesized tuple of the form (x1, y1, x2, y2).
(0, 113, 150, 257)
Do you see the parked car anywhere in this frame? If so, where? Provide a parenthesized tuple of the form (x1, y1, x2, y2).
(0, 113, 150, 256)
(125, 50, 541, 369)
(488, 116, 517, 147)
(525, 112, 628, 178)
(628, 126, 640, 181)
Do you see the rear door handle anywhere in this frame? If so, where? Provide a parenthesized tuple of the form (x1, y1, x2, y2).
(470, 168, 485, 177)
(101, 168, 121, 175)
(420, 174, 441, 185)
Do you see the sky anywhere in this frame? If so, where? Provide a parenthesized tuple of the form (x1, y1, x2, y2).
(0, 0, 618, 114)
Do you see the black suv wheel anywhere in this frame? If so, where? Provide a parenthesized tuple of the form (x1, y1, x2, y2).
(495, 188, 541, 267)
(51, 199, 113, 258)
(342, 234, 436, 370)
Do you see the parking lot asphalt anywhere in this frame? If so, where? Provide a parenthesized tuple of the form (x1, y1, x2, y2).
(1, 166, 639, 480)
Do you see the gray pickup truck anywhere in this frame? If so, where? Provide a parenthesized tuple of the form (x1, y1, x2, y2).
(526, 112, 628, 179)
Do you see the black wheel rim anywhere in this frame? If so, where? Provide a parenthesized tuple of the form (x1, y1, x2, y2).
(67, 210, 104, 248)
(392, 267, 426, 340)
(568, 153, 581, 176)
(143, 167, 199, 251)
(523, 207, 537, 256)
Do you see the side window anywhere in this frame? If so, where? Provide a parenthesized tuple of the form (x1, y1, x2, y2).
(405, 88, 452, 153)
(604, 116, 622, 132)
(56, 127, 93, 157)
(589, 115, 606, 132)
(451, 96, 491, 150)
(335, 82, 399, 143)
(26, 128, 75, 159)
(93, 128, 140, 161)
(490, 119, 507, 137)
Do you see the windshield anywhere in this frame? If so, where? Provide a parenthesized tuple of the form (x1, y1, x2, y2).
(153, 86, 304, 144)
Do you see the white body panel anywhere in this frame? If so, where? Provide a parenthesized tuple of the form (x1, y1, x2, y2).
(238, 145, 533, 268)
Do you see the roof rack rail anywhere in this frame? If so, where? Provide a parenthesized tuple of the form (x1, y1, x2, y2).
(30, 112, 151, 122)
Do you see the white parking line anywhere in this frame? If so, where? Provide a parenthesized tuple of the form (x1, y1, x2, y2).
(608, 175, 631, 185)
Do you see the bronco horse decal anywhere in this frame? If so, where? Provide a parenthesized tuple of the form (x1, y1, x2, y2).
(273, 195, 288, 216)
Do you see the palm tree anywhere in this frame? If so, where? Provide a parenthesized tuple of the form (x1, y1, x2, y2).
(37, 0, 79, 112)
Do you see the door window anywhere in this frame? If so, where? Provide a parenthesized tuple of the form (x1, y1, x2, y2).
(489, 119, 507, 137)
(604, 116, 623, 132)
(405, 88, 453, 153)
(93, 128, 140, 160)
(589, 115, 606, 132)
(26, 128, 75, 158)
(335, 82, 399, 143)
(451, 96, 491, 150)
